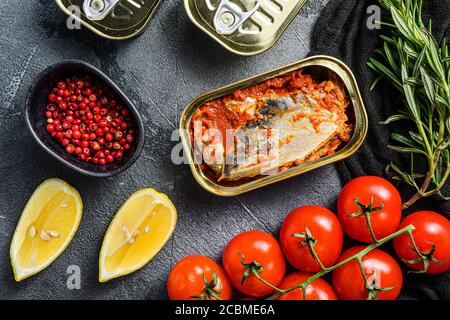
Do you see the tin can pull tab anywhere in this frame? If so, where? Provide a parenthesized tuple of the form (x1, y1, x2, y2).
(83, 0, 120, 20)
(213, 0, 262, 35)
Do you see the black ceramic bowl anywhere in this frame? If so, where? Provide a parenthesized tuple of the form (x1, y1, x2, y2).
(25, 60, 145, 177)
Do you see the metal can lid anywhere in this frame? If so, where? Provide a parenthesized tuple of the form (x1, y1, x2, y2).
(55, 0, 161, 40)
(184, 0, 309, 56)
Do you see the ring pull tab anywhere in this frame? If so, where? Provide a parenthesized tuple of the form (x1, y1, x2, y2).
(213, 0, 262, 35)
(83, 0, 120, 20)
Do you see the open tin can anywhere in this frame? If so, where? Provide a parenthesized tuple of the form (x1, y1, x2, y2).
(55, 0, 161, 39)
(184, 0, 308, 55)
(180, 56, 368, 196)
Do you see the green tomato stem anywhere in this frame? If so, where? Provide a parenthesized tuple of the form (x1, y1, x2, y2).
(265, 224, 416, 300)
(251, 270, 284, 293)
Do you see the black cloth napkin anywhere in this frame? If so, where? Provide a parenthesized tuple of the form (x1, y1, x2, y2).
(309, 0, 449, 299)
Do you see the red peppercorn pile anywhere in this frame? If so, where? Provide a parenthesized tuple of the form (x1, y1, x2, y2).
(45, 75, 135, 165)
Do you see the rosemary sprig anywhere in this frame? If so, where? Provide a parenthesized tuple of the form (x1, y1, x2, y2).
(368, 0, 450, 208)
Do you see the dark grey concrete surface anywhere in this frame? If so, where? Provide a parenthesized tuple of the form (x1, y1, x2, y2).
(0, 0, 334, 299)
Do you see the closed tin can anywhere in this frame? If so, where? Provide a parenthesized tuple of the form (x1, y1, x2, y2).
(184, 0, 308, 55)
(180, 56, 368, 196)
(55, 0, 161, 40)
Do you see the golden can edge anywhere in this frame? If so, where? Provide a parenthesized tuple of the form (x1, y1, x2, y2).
(184, 0, 309, 56)
(54, 0, 161, 40)
(180, 55, 369, 196)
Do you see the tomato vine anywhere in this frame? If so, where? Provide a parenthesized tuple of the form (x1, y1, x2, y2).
(265, 224, 417, 300)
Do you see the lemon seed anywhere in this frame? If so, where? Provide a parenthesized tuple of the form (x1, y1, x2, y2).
(134, 230, 140, 238)
(129, 237, 135, 244)
(29, 226, 36, 238)
(144, 225, 150, 233)
(40, 230, 51, 242)
(48, 230, 61, 238)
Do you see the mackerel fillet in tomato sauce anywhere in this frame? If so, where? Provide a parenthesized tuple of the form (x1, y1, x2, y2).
(190, 70, 353, 185)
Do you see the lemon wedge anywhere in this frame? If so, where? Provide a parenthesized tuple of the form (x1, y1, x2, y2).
(99, 188, 177, 282)
(10, 178, 83, 281)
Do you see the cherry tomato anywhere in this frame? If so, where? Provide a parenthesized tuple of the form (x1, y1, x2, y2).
(167, 255, 232, 300)
(280, 206, 343, 272)
(337, 176, 402, 243)
(393, 211, 450, 274)
(332, 246, 403, 300)
(275, 272, 337, 300)
(223, 230, 286, 297)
